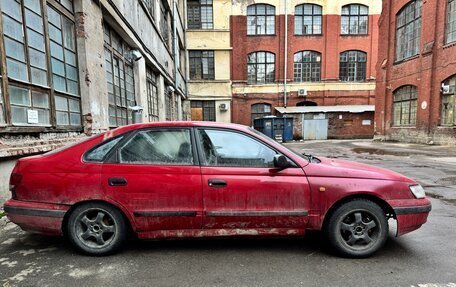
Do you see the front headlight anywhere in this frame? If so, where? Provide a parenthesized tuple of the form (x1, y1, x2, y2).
(409, 184, 426, 199)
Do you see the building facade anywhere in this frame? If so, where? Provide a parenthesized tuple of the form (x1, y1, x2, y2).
(375, 0, 456, 145)
(0, 0, 186, 154)
(0, 0, 187, 202)
(229, 0, 381, 138)
(185, 0, 231, 122)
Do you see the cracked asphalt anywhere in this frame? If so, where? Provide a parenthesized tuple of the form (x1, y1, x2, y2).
(1, 140, 455, 287)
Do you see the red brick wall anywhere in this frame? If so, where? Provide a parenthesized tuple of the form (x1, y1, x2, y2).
(230, 13, 380, 129)
(230, 14, 379, 83)
(274, 112, 374, 140)
(232, 91, 375, 126)
(375, 0, 456, 144)
(327, 112, 374, 139)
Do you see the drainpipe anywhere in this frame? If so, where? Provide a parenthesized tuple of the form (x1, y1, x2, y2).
(172, 0, 184, 120)
(283, 0, 288, 108)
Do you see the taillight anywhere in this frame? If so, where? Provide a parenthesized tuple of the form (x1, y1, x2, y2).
(9, 173, 22, 199)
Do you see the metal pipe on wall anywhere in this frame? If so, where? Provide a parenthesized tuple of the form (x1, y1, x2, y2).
(283, 0, 288, 108)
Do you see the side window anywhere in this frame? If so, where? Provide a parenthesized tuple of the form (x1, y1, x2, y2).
(198, 129, 277, 168)
(118, 129, 193, 165)
(84, 136, 124, 162)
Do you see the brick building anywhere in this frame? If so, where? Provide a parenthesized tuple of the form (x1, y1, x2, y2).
(0, 0, 187, 202)
(229, 0, 381, 139)
(375, 0, 456, 144)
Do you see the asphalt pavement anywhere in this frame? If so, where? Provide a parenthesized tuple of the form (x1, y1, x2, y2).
(1, 139, 455, 287)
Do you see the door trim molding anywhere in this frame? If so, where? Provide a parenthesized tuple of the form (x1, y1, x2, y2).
(133, 211, 198, 217)
(206, 210, 308, 217)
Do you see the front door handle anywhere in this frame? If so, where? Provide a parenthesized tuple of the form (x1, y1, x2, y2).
(108, 177, 128, 186)
(208, 179, 227, 188)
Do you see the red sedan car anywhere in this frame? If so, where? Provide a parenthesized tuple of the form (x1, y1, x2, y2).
(4, 122, 431, 257)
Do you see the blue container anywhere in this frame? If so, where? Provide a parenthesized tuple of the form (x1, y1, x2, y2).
(253, 116, 293, 142)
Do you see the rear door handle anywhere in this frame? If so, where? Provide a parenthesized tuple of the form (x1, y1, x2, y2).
(208, 179, 227, 188)
(108, 177, 128, 186)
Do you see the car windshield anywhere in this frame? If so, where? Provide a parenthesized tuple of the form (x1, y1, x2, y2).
(248, 127, 310, 162)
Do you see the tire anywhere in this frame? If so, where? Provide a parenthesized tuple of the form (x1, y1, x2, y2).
(326, 199, 388, 258)
(66, 202, 127, 255)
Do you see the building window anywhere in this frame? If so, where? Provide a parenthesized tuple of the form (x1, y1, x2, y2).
(104, 23, 136, 127)
(160, 0, 170, 46)
(447, 0, 456, 44)
(48, 5, 79, 96)
(146, 67, 159, 122)
(0, 84, 4, 124)
(442, 76, 456, 126)
(393, 86, 417, 126)
(251, 103, 272, 123)
(294, 51, 321, 82)
(0, 0, 80, 128)
(191, 100, 215, 121)
(165, 90, 173, 121)
(295, 4, 322, 35)
(187, 0, 213, 29)
(142, 0, 155, 19)
(341, 4, 368, 35)
(247, 51, 275, 84)
(55, 94, 81, 126)
(339, 50, 366, 82)
(55, 0, 73, 12)
(9, 86, 50, 125)
(396, 0, 422, 62)
(189, 51, 214, 80)
(247, 4, 275, 35)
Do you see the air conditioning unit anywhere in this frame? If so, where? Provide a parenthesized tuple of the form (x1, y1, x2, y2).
(219, 103, 228, 111)
(298, 89, 307, 97)
(442, 83, 454, 95)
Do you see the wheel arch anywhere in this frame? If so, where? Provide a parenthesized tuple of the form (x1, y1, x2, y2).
(321, 193, 396, 231)
(61, 199, 136, 237)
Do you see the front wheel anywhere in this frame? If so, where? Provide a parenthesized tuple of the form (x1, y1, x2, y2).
(67, 202, 127, 255)
(326, 199, 388, 258)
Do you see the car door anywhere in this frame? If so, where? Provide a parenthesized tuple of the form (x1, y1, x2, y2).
(102, 128, 202, 233)
(196, 128, 310, 229)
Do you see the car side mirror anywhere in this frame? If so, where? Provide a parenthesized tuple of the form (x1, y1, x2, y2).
(273, 154, 291, 169)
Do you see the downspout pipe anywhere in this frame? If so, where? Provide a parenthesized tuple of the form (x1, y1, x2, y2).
(172, 0, 182, 120)
(283, 0, 288, 108)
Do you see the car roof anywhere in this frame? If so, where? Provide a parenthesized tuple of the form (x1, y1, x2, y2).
(109, 121, 251, 137)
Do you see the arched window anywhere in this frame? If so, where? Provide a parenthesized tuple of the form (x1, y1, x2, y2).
(296, 101, 317, 106)
(446, 0, 456, 44)
(339, 50, 366, 82)
(247, 51, 275, 84)
(251, 103, 272, 123)
(393, 86, 418, 126)
(341, 4, 369, 35)
(247, 4, 275, 35)
(295, 4, 322, 35)
(396, 0, 422, 61)
(441, 75, 456, 126)
(294, 51, 321, 82)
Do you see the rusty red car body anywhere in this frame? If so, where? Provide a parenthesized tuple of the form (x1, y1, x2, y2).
(4, 121, 431, 256)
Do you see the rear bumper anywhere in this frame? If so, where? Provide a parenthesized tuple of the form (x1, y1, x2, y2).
(389, 198, 432, 237)
(3, 199, 70, 236)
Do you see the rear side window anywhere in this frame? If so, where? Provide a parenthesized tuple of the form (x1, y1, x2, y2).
(84, 136, 124, 162)
(118, 129, 194, 165)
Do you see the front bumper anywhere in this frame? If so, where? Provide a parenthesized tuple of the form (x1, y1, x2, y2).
(389, 198, 432, 236)
(3, 199, 70, 236)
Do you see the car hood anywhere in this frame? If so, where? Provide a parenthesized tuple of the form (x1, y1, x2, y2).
(304, 157, 415, 183)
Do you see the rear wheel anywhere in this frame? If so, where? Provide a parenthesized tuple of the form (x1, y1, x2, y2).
(326, 199, 388, 258)
(67, 202, 127, 255)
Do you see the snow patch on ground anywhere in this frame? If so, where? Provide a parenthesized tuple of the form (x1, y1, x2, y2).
(68, 264, 118, 279)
